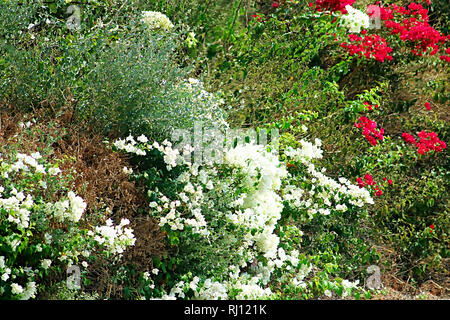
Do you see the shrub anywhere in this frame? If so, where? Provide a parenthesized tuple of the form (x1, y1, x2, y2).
(111, 132, 377, 299)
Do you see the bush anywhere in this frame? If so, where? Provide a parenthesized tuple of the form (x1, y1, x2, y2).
(0, 1, 227, 139)
(0, 112, 138, 300)
(111, 132, 377, 299)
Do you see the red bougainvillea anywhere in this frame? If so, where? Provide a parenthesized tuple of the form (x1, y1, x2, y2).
(368, 2, 448, 57)
(355, 116, 385, 146)
(364, 101, 379, 111)
(402, 131, 447, 155)
(314, 0, 355, 13)
(340, 33, 393, 62)
(356, 174, 384, 197)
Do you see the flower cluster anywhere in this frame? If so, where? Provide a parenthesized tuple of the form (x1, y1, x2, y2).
(0, 187, 34, 229)
(314, 0, 355, 13)
(364, 101, 379, 111)
(402, 131, 447, 155)
(340, 5, 370, 33)
(89, 218, 136, 256)
(356, 174, 384, 197)
(354, 116, 384, 146)
(116, 135, 373, 300)
(374, 2, 448, 57)
(141, 11, 174, 31)
(48, 191, 87, 223)
(0, 149, 136, 299)
(439, 47, 450, 63)
(340, 33, 393, 62)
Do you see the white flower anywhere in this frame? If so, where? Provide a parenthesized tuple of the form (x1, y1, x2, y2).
(137, 135, 148, 143)
(67, 191, 86, 222)
(340, 5, 370, 33)
(141, 11, 174, 31)
(21, 282, 37, 300)
(123, 166, 133, 175)
(48, 167, 62, 176)
(41, 259, 52, 270)
(44, 233, 52, 244)
(30, 152, 42, 160)
(11, 283, 24, 295)
(2, 270, 10, 281)
(152, 268, 159, 275)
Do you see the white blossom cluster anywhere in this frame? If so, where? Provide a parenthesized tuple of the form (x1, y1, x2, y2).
(283, 139, 374, 218)
(113, 135, 147, 156)
(1, 152, 62, 179)
(115, 136, 372, 300)
(340, 5, 370, 33)
(1, 255, 39, 300)
(0, 187, 34, 229)
(141, 11, 174, 31)
(48, 191, 87, 223)
(89, 218, 136, 255)
(0, 151, 127, 299)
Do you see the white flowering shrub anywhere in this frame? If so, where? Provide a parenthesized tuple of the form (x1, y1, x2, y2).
(113, 134, 374, 300)
(340, 5, 370, 33)
(0, 150, 135, 300)
(88, 218, 136, 256)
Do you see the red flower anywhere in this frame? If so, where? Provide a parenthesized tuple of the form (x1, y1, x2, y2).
(403, 131, 447, 155)
(430, 224, 434, 233)
(314, 0, 355, 13)
(424, 102, 431, 110)
(388, 179, 393, 185)
(440, 55, 450, 63)
(379, 3, 447, 57)
(272, 1, 279, 8)
(374, 186, 383, 197)
(364, 174, 375, 186)
(340, 34, 393, 62)
(252, 14, 262, 22)
(402, 132, 416, 144)
(357, 177, 365, 188)
(355, 116, 385, 146)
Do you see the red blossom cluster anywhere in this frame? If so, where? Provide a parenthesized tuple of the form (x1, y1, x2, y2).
(401, 132, 416, 144)
(340, 33, 393, 62)
(364, 101, 379, 111)
(355, 116, 385, 146)
(440, 47, 450, 62)
(369, 2, 448, 57)
(313, 0, 355, 13)
(402, 131, 447, 155)
(356, 174, 385, 196)
(252, 14, 262, 22)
